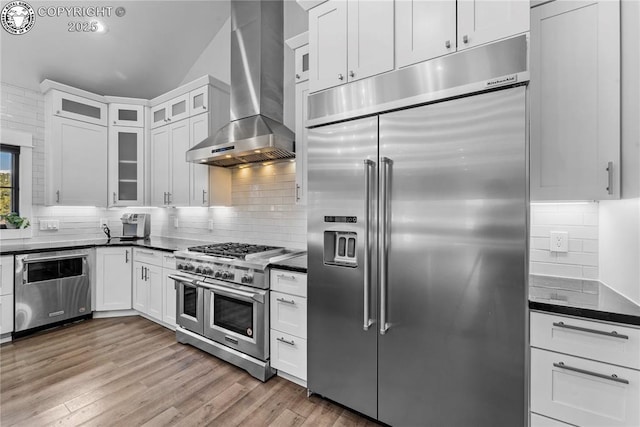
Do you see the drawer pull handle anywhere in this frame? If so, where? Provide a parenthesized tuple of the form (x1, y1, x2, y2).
(137, 250, 155, 256)
(276, 297, 296, 305)
(277, 337, 295, 346)
(277, 274, 297, 281)
(553, 321, 629, 340)
(553, 362, 629, 385)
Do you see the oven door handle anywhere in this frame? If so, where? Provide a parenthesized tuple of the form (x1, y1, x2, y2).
(22, 253, 89, 264)
(196, 281, 265, 304)
(168, 274, 199, 286)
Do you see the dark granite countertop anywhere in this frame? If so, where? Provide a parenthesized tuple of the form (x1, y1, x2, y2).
(529, 274, 640, 326)
(270, 254, 307, 273)
(0, 236, 209, 256)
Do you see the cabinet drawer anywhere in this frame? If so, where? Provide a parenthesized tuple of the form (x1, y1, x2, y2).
(162, 253, 177, 270)
(270, 270, 307, 297)
(531, 413, 573, 427)
(133, 248, 163, 267)
(531, 348, 640, 427)
(0, 255, 14, 296)
(271, 292, 307, 339)
(0, 294, 14, 334)
(531, 312, 640, 370)
(270, 330, 307, 381)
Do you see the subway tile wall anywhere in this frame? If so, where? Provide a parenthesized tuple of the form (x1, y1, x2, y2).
(1, 83, 307, 249)
(530, 202, 599, 280)
(1, 83, 46, 205)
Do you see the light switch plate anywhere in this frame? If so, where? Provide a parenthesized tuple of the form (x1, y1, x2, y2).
(208, 219, 214, 231)
(550, 231, 569, 253)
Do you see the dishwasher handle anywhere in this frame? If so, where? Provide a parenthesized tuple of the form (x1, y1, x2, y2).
(22, 253, 89, 264)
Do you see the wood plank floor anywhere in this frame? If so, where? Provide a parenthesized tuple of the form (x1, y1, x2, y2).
(0, 316, 380, 427)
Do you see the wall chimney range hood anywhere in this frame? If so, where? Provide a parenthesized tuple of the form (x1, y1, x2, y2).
(187, 0, 295, 167)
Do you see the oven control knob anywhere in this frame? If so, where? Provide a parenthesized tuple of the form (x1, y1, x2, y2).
(222, 271, 230, 279)
(203, 267, 214, 276)
(185, 263, 194, 271)
(177, 263, 184, 270)
(195, 266, 203, 274)
(241, 275, 253, 284)
(214, 270, 222, 278)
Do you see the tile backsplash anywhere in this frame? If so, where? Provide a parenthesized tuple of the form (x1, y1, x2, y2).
(530, 202, 599, 280)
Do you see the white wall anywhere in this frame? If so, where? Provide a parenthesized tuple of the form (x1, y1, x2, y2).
(180, 18, 231, 86)
(599, 199, 640, 304)
(529, 203, 599, 279)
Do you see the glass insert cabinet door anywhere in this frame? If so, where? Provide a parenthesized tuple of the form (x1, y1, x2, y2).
(52, 90, 107, 126)
(109, 104, 144, 128)
(108, 127, 144, 206)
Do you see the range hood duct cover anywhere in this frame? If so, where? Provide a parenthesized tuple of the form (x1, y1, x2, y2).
(187, 0, 295, 167)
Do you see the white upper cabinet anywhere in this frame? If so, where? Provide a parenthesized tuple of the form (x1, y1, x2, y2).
(346, 0, 394, 82)
(150, 93, 190, 129)
(189, 86, 209, 115)
(150, 120, 190, 207)
(189, 113, 211, 207)
(530, 0, 620, 200)
(295, 82, 309, 205)
(109, 103, 144, 127)
(309, 0, 394, 93)
(108, 126, 144, 206)
(295, 44, 310, 83)
(309, 0, 348, 92)
(46, 116, 108, 206)
(52, 91, 107, 126)
(457, 0, 529, 50)
(395, 0, 456, 68)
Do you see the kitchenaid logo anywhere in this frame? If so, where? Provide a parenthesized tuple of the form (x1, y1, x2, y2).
(1, 1, 36, 35)
(485, 74, 518, 88)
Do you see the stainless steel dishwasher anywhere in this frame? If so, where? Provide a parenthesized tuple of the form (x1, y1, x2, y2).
(14, 249, 92, 335)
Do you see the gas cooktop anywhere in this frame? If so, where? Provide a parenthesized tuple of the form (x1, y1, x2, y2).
(187, 242, 285, 260)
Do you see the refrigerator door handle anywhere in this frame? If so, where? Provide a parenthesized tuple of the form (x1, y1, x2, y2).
(363, 159, 375, 331)
(379, 156, 392, 335)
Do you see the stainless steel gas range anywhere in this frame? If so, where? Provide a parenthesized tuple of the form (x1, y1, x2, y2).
(169, 242, 301, 381)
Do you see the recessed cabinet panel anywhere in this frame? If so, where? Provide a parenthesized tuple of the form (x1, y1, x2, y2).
(150, 126, 171, 205)
(52, 91, 107, 126)
(295, 82, 309, 205)
(49, 116, 108, 206)
(531, 348, 640, 427)
(169, 120, 190, 206)
(530, 0, 620, 200)
(189, 113, 210, 207)
(457, 0, 529, 50)
(95, 247, 132, 311)
(346, 0, 394, 82)
(109, 103, 144, 127)
(396, 0, 456, 68)
(309, 0, 348, 93)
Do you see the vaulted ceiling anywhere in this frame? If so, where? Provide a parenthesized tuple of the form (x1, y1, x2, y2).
(0, 0, 230, 99)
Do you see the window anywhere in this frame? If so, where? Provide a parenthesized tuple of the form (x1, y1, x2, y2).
(0, 144, 20, 227)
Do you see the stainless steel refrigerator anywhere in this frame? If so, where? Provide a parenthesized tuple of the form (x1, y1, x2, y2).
(307, 37, 528, 426)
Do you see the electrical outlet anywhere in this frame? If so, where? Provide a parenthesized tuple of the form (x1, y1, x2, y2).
(99, 218, 108, 228)
(208, 219, 214, 231)
(550, 231, 569, 253)
(174, 217, 179, 228)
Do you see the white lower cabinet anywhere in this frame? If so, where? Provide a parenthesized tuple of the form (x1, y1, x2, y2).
(95, 247, 132, 311)
(133, 261, 163, 322)
(270, 268, 307, 385)
(531, 348, 639, 427)
(531, 312, 640, 427)
(162, 253, 177, 329)
(0, 255, 13, 340)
